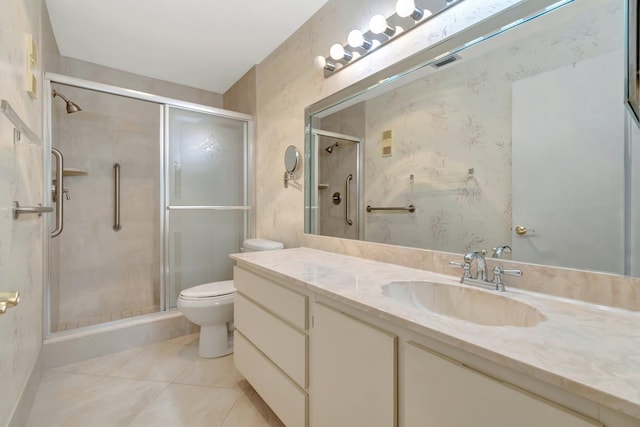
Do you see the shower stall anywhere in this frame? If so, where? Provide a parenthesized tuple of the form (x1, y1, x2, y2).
(44, 74, 252, 336)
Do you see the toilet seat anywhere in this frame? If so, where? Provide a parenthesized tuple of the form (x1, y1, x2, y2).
(179, 280, 235, 301)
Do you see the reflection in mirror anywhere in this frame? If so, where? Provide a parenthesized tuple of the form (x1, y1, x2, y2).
(306, 0, 631, 276)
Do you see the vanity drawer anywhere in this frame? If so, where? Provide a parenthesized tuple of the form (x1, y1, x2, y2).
(234, 331, 307, 427)
(235, 293, 307, 388)
(234, 266, 308, 330)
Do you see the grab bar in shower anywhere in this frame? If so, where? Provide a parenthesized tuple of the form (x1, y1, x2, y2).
(366, 205, 416, 213)
(51, 148, 64, 237)
(113, 163, 121, 231)
(345, 174, 353, 226)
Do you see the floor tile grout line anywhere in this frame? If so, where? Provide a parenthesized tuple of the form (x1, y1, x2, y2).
(218, 391, 245, 427)
(122, 380, 172, 427)
(168, 357, 199, 384)
(103, 373, 182, 384)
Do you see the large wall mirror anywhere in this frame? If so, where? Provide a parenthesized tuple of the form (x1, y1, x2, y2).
(305, 0, 636, 276)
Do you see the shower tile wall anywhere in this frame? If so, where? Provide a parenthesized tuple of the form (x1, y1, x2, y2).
(51, 84, 160, 328)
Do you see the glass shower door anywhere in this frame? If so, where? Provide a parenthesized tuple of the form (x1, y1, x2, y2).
(165, 107, 249, 308)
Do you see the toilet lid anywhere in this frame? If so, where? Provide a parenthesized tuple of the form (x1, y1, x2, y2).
(179, 280, 235, 298)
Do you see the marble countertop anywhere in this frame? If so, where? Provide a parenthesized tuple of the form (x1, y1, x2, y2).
(231, 247, 640, 420)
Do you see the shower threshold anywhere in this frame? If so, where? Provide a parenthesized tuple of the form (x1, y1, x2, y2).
(54, 304, 160, 332)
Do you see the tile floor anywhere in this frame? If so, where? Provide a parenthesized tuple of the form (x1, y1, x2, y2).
(26, 334, 285, 427)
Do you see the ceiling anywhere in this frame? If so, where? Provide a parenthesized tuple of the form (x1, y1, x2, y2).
(45, 0, 329, 94)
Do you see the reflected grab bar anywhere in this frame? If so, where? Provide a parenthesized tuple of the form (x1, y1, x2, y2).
(345, 174, 353, 226)
(366, 205, 416, 213)
(113, 163, 121, 231)
(51, 148, 64, 237)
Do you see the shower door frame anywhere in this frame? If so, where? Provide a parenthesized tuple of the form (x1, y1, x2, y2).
(43, 73, 254, 338)
(308, 128, 363, 239)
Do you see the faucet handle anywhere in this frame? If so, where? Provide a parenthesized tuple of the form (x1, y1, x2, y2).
(491, 266, 522, 291)
(501, 269, 522, 277)
(449, 260, 472, 283)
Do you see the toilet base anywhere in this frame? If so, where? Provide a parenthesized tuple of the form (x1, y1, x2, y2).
(198, 324, 233, 358)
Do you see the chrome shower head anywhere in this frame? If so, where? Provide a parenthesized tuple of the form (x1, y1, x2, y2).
(52, 89, 82, 114)
(325, 142, 339, 153)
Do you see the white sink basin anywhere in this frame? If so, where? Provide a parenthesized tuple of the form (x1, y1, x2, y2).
(381, 281, 546, 327)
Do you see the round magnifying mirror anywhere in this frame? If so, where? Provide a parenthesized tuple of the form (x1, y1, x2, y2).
(284, 145, 300, 173)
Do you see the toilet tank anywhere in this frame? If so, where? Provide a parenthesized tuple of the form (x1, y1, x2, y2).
(242, 238, 284, 252)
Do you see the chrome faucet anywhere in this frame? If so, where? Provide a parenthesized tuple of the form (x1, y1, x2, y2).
(464, 251, 487, 281)
(449, 250, 522, 291)
(492, 245, 512, 259)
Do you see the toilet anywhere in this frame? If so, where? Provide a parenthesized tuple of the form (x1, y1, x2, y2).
(177, 238, 284, 358)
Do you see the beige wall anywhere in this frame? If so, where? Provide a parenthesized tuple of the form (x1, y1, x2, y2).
(224, 66, 257, 116)
(0, 0, 45, 424)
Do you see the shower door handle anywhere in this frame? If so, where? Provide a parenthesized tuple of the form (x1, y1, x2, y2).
(345, 174, 353, 226)
(51, 148, 64, 237)
(113, 163, 121, 231)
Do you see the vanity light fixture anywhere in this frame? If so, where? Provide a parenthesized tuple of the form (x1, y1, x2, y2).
(314, 0, 465, 77)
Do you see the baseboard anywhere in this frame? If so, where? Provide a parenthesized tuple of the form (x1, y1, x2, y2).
(8, 350, 44, 427)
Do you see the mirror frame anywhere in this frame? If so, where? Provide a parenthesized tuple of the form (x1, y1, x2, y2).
(627, 0, 640, 122)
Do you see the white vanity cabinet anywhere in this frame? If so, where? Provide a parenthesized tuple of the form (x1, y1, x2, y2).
(233, 267, 309, 427)
(309, 302, 397, 427)
(402, 341, 602, 427)
(232, 259, 636, 427)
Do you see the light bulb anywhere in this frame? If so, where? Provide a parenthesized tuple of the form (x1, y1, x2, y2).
(396, 0, 414, 17)
(396, 0, 424, 20)
(313, 56, 327, 69)
(330, 44, 344, 60)
(348, 29, 372, 50)
(369, 14, 388, 34)
(330, 43, 352, 61)
(313, 55, 336, 71)
(348, 30, 363, 47)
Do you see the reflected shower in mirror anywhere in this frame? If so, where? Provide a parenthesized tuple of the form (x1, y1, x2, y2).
(306, 0, 632, 276)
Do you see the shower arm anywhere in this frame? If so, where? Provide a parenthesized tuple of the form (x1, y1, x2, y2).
(52, 89, 69, 102)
